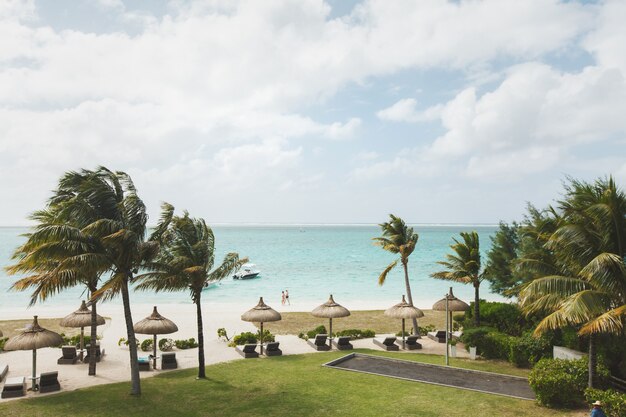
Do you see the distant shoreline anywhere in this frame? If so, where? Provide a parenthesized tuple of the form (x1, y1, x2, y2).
(0, 223, 500, 228)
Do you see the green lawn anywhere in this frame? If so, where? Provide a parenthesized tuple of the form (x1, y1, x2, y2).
(0, 349, 585, 417)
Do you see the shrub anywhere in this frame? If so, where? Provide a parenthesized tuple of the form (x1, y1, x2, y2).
(418, 324, 436, 336)
(117, 337, 139, 348)
(584, 388, 626, 417)
(174, 338, 199, 349)
(508, 332, 552, 368)
(0, 337, 8, 351)
(230, 332, 258, 347)
(460, 327, 509, 359)
(465, 301, 528, 335)
(158, 338, 174, 351)
(140, 339, 153, 352)
(336, 329, 375, 339)
(529, 358, 609, 407)
(217, 328, 229, 341)
(306, 325, 327, 339)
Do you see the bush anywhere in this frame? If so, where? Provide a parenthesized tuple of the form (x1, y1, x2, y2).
(584, 388, 626, 417)
(336, 329, 375, 339)
(508, 332, 552, 368)
(175, 338, 199, 349)
(217, 328, 229, 341)
(0, 337, 8, 351)
(465, 301, 529, 335)
(117, 337, 139, 348)
(418, 324, 436, 336)
(306, 325, 327, 339)
(140, 339, 153, 352)
(529, 358, 609, 407)
(158, 338, 174, 351)
(230, 332, 258, 347)
(460, 327, 510, 359)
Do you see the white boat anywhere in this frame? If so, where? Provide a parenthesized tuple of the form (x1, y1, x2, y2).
(233, 263, 261, 280)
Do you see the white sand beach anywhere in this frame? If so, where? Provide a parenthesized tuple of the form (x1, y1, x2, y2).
(0, 301, 465, 403)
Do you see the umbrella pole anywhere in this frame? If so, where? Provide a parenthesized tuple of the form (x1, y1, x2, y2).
(445, 295, 449, 366)
(32, 349, 37, 391)
(260, 322, 264, 356)
(80, 326, 85, 361)
(153, 334, 157, 369)
(402, 319, 406, 350)
(329, 318, 333, 349)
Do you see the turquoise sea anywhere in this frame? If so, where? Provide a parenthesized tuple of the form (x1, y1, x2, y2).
(0, 225, 505, 311)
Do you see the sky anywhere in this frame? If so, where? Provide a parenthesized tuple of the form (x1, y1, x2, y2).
(1, 0, 625, 226)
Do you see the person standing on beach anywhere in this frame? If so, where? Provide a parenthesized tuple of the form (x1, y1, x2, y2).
(285, 289, 290, 305)
(281, 291, 285, 305)
(590, 401, 607, 417)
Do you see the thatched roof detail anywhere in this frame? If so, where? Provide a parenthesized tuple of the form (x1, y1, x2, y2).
(4, 316, 63, 351)
(133, 306, 178, 335)
(60, 301, 106, 328)
(241, 297, 282, 323)
(385, 295, 424, 319)
(432, 287, 470, 312)
(311, 295, 351, 318)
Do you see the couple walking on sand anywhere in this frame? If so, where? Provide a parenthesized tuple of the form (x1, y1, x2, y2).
(281, 290, 290, 305)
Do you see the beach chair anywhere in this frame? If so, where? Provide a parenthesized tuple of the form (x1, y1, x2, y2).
(161, 352, 177, 369)
(427, 330, 446, 343)
(264, 342, 282, 357)
(57, 346, 78, 365)
(0, 363, 8, 382)
(405, 335, 422, 350)
(83, 344, 105, 363)
(373, 336, 399, 351)
(138, 356, 151, 371)
(38, 371, 61, 393)
(332, 336, 353, 350)
(307, 334, 330, 351)
(235, 344, 259, 358)
(1, 377, 26, 399)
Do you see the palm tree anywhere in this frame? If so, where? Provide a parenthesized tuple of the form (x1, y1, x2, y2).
(373, 214, 420, 334)
(22, 166, 162, 395)
(519, 177, 626, 388)
(136, 210, 247, 378)
(431, 231, 483, 325)
(7, 207, 103, 376)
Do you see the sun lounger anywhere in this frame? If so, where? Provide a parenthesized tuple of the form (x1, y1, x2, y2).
(161, 352, 177, 369)
(0, 363, 8, 382)
(264, 342, 282, 357)
(427, 330, 446, 343)
(405, 335, 422, 350)
(332, 336, 353, 350)
(57, 346, 78, 365)
(236, 344, 259, 358)
(1, 377, 26, 399)
(38, 371, 61, 393)
(373, 336, 399, 351)
(138, 356, 151, 371)
(83, 344, 105, 363)
(307, 334, 331, 351)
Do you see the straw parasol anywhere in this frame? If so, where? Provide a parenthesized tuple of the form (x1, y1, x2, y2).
(311, 294, 350, 349)
(60, 300, 105, 360)
(0, 328, 3, 337)
(385, 295, 424, 349)
(241, 297, 281, 355)
(433, 287, 469, 365)
(4, 316, 63, 391)
(134, 306, 178, 369)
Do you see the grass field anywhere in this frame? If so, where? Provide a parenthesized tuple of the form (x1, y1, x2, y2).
(0, 349, 586, 417)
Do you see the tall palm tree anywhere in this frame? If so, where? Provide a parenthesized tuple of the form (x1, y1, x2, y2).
(7, 207, 103, 376)
(22, 166, 162, 396)
(136, 210, 247, 378)
(519, 177, 626, 388)
(431, 231, 483, 325)
(373, 214, 420, 334)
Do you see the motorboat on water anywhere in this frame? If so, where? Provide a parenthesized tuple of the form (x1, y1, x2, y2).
(233, 263, 261, 280)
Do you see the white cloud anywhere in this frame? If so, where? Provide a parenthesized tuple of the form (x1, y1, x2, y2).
(377, 98, 442, 123)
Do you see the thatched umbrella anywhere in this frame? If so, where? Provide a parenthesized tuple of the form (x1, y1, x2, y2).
(60, 300, 105, 360)
(0, 328, 3, 337)
(134, 306, 178, 369)
(4, 316, 63, 391)
(433, 287, 469, 365)
(385, 295, 424, 349)
(241, 297, 281, 355)
(311, 294, 350, 349)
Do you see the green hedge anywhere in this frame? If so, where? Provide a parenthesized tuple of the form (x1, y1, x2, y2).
(140, 339, 153, 352)
(584, 388, 626, 417)
(175, 338, 199, 349)
(464, 301, 530, 336)
(508, 332, 552, 367)
(529, 358, 609, 407)
(229, 330, 275, 347)
(460, 327, 510, 360)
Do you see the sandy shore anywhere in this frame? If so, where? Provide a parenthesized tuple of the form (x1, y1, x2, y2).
(0, 302, 465, 403)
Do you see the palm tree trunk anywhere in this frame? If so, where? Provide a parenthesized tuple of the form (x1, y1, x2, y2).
(121, 276, 141, 395)
(474, 282, 481, 326)
(588, 334, 597, 388)
(402, 260, 419, 335)
(88, 300, 98, 376)
(195, 291, 206, 379)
